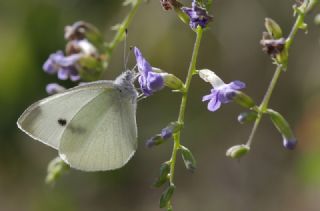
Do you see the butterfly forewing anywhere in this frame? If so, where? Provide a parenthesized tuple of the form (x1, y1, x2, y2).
(17, 82, 114, 149)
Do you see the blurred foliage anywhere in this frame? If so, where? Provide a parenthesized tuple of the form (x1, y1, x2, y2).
(1, 0, 320, 210)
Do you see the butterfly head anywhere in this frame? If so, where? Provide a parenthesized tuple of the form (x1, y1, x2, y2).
(114, 70, 138, 100)
(114, 70, 136, 85)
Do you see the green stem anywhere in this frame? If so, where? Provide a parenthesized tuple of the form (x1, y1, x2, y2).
(246, 65, 282, 146)
(285, 13, 305, 50)
(167, 27, 203, 209)
(108, 0, 143, 52)
(260, 65, 283, 112)
(307, 0, 319, 12)
(246, 0, 317, 147)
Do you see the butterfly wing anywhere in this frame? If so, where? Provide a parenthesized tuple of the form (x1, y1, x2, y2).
(17, 81, 114, 149)
(58, 86, 137, 171)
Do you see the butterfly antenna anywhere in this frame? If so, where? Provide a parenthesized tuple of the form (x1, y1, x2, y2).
(123, 28, 127, 70)
(123, 29, 132, 71)
(125, 45, 133, 72)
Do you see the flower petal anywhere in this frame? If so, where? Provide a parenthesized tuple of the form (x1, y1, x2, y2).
(43, 51, 65, 74)
(181, 2, 212, 29)
(229, 80, 246, 90)
(207, 96, 221, 112)
(69, 68, 81, 81)
(217, 90, 231, 104)
(134, 47, 152, 76)
(147, 72, 164, 92)
(138, 76, 152, 96)
(43, 59, 57, 74)
(57, 68, 69, 80)
(161, 127, 173, 140)
(202, 90, 217, 102)
(46, 83, 66, 95)
(218, 88, 237, 104)
(55, 54, 81, 67)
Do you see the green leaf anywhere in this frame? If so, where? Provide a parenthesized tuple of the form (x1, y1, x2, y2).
(226, 145, 250, 159)
(153, 162, 170, 188)
(181, 146, 196, 172)
(237, 111, 258, 124)
(266, 109, 294, 139)
(265, 18, 283, 39)
(159, 185, 175, 208)
(232, 91, 256, 109)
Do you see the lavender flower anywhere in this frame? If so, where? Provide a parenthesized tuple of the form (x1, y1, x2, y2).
(43, 51, 81, 81)
(199, 69, 245, 112)
(134, 47, 164, 96)
(181, 1, 213, 29)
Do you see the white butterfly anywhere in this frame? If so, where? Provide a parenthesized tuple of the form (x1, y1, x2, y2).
(17, 71, 138, 171)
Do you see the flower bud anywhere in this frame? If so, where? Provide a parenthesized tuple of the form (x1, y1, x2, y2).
(266, 109, 297, 150)
(146, 122, 182, 148)
(162, 73, 185, 92)
(153, 162, 170, 187)
(161, 121, 183, 139)
(227, 91, 256, 109)
(174, 7, 190, 25)
(265, 18, 283, 39)
(180, 146, 196, 172)
(160, 184, 175, 208)
(145, 135, 165, 148)
(260, 38, 286, 57)
(45, 157, 69, 185)
(314, 13, 320, 25)
(226, 144, 250, 159)
(46, 83, 66, 95)
(283, 138, 297, 150)
(64, 21, 104, 50)
(160, 0, 183, 11)
(237, 111, 258, 124)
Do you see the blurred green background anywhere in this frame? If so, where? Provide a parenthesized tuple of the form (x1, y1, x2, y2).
(1, 0, 320, 210)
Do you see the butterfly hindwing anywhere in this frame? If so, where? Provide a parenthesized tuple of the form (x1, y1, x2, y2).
(58, 86, 137, 171)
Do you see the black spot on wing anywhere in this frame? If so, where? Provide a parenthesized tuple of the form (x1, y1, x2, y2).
(58, 118, 67, 126)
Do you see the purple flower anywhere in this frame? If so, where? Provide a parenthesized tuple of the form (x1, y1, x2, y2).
(43, 51, 81, 81)
(134, 47, 164, 96)
(199, 69, 245, 112)
(181, 1, 213, 29)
